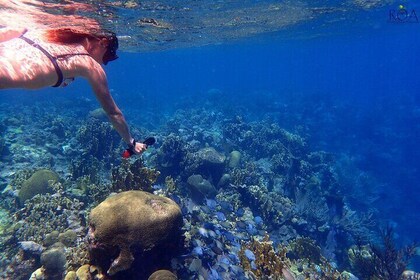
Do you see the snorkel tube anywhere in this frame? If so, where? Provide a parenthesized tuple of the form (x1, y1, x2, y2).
(122, 137, 156, 158)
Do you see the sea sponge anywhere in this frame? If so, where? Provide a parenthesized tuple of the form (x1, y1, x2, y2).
(197, 147, 226, 165)
(228, 150, 241, 168)
(88, 191, 182, 276)
(40, 246, 67, 278)
(58, 229, 78, 247)
(187, 174, 217, 199)
(18, 169, 60, 204)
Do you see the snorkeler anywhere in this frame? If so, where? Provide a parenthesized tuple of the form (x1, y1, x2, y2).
(0, 27, 147, 156)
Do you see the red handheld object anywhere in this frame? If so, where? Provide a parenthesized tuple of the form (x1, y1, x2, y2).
(121, 137, 156, 158)
(122, 149, 134, 158)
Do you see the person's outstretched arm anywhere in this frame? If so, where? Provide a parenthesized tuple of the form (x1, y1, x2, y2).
(85, 62, 147, 154)
(0, 27, 27, 43)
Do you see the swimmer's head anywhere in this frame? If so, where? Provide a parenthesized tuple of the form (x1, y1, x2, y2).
(44, 28, 119, 64)
(102, 33, 119, 65)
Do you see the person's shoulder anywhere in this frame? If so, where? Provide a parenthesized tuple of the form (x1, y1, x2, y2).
(77, 57, 106, 80)
(0, 27, 28, 43)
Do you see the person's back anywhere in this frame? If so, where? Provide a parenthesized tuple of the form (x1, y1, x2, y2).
(0, 27, 148, 155)
(0, 29, 94, 89)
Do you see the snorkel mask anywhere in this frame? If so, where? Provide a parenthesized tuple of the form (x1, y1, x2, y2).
(102, 33, 119, 65)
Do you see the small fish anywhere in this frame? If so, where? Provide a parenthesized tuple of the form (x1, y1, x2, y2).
(244, 249, 256, 261)
(208, 229, 217, 238)
(215, 212, 226, 221)
(211, 245, 223, 255)
(254, 216, 263, 225)
(229, 265, 244, 275)
(208, 264, 220, 280)
(193, 239, 203, 247)
(203, 222, 216, 230)
(218, 255, 230, 266)
(198, 227, 208, 237)
(221, 230, 236, 243)
(220, 201, 233, 211)
(206, 198, 218, 209)
(192, 246, 204, 256)
(236, 208, 245, 217)
(228, 253, 240, 264)
(215, 239, 224, 249)
(200, 205, 212, 214)
(236, 221, 247, 229)
(246, 224, 258, 235)
(189, 258, 202, 273)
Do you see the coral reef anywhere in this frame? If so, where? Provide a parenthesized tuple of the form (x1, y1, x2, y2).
(192, 147, 226, 181)
(13, 190, 85, 244)
(1, 97, 418, 280)
(223, 118, 307, 160)
(349, 226, 418, 280)
(111, 158, 160, 193)
(228, 150, 241, 168)
(0, 136, 6, 157)
(69, 156, 101, 183)
(187, 174, 217, 200)
(88, 191, 183, 276)
(154, 134, 191, 178)
(239, 234, 290, 279)
(148, 270, 178, 280)
(371, 226, 417, 280)
(40, 245, 67, 279)
(235, 184, 293, 229)
(18, 169, 60, 205)
(289, 237, 322, 264)
(76, 117, 121, 162)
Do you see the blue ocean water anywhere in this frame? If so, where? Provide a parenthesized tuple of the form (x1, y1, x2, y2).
(113, 13, 420, 269)
(1, 0, 419, 278)
(107, 17, 420, 243)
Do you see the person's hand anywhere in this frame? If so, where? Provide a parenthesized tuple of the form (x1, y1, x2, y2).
(133, 142, 147, 154)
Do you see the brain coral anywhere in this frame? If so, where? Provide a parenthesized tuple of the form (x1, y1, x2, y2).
(88, 191, 182, 276)
(18, 169, 60, 204)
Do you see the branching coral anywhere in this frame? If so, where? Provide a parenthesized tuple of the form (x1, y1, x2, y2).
(76, 117, 120, 162)
(111, 158, 160, 193)
(235, 184, 293, 229)
(69, 155, 101, 183)
(13, 190, 85, 244)
(223, 119, 307, 160)
(288, 237, 343, 279)
(370, 227, 417, 280)
(231, 162, 260, 186)
(335, 206, 375, 242)
(74, 175, 111, 204)
(155, 134, 191, 177)
(348, 244, 376, 279)
(289, 237, 322, 264)
(239, 234, 291, 279)
(348, 226, 417, 280)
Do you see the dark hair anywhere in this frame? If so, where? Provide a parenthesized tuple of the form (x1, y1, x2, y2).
(102, 32, 118, 65)
(44, 28, 119, 64)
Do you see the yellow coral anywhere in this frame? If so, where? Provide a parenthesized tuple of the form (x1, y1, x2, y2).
(239, 234, 291, 279)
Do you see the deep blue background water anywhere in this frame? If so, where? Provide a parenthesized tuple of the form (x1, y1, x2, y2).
(108, 20, 420, 249)
(1, 4, 419, 267)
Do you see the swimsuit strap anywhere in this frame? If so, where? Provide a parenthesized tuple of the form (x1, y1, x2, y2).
(55, 53, 91, 59)
(19, 35, 63, 87)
